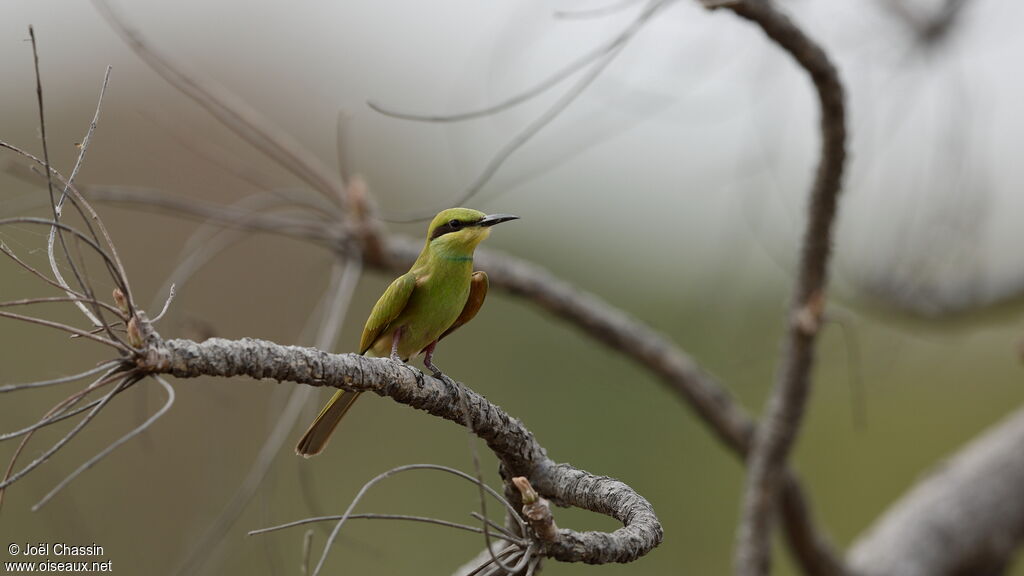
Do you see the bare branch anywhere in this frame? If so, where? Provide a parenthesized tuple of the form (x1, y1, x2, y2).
(368, 0, 649, 124)
(454, 545, 522, 576)
(0, 139, 139, 324)
(697, 1, 849, 574)
(848, 405, 1024, 576)
(46, 65, 113, 327)
(32, 375, 174, 510)
(0, 364, 123, 443)
(90, 0, 346, 207)
(27, 26, 104, 332)
(85, 186, 335, 244)
(470, 512, 523, 542)
(0, 295, 125, 320)
(272, 463, 523, 576)
(0, 372, 132, 508)
(149, 284, 176, 323)
(251, 513, 500, 539)
(370, 0, 670, 220)
(0, 361, 121, 394)
(554, 0, 645, 20)
(143, 337, 662, 564)
(0, 310, 128, 351)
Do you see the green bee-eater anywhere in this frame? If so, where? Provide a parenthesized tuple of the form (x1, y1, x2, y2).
(295, 207, 519, 457)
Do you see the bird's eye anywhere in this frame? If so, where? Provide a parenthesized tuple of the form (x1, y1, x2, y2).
(448, 219, 462, 229)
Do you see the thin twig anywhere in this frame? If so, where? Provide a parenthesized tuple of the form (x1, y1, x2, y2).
(370, 0, 670, 221)
(90, 0, 346, 207)
(554, 0, 645, 19)
(300, 530, 314, 576)
(1, 240, 90, 300)
(0, 295, 125, 319)
(252, 463, 522, 576)
(469, 511, 523, 541)
(0, 361, 121, 394)
(0, 397, 108, 442)
(46, 65, 112, 327)
(461, 545, 521, 576)
(0, 365, 124, 445)
(368, 1, 644, 124)
(150, 284, 175, 323)
(27, 26, 102, 330)
(86, 187, 335, 244)
(32, 375, 174, 510)
(0, 374, 131, 500)
(250, 513, 501, 539)
(1, 210, 133, 349)
(141, 110, 339, 215)
(0, 310, 128, 351)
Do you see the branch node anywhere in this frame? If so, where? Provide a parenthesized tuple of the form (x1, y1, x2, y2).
(344, 176, 387, 265)
(793, 290, 826, 336)
(112, 288, 128, 314)
(513, 476, 559, 542)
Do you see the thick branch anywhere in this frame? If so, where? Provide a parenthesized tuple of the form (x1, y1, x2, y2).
(847, 406, 1024, 576)
(142, 336, 662, 564)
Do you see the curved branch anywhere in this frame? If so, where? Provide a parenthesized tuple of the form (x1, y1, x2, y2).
(703, 1, 848, 574)
(374, 236, 845, 574)
(141, 336, 662, 564)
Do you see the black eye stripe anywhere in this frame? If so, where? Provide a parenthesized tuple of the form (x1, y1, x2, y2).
(430, 218, 482, 240)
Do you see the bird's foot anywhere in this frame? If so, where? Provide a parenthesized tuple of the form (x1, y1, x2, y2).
(390, 351, 404, 364)
(425, 361, 445, 380)
(422, 340, 445, 379)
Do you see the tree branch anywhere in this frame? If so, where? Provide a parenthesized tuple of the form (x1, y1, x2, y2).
(139, 336, 662, 564)
(848, 405, 1024, 576)
(376, 234, 846, 575)
(701, 2, 848, 574)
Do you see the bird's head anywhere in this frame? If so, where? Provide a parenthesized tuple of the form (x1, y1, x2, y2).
(425, 207, 518, 257)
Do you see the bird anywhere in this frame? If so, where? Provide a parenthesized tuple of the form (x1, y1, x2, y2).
(295, 207, 519, 457)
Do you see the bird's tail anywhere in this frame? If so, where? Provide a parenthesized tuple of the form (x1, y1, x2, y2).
(295, 389, 362, 457)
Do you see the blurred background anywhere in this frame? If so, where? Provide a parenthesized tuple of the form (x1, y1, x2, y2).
(2, 0, 1023, 574)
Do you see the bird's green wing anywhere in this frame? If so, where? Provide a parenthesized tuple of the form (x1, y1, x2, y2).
(439, 271, 488, 342)
(359, 272, 417, 354)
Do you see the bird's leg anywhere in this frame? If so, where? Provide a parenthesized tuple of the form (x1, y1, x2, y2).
(422, 340, 445, 378)
(390, 326, 404, 363)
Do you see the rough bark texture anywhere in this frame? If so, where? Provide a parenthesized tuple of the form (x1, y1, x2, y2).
(848, 406, 1024, 576)
(143, 337, 662, 564)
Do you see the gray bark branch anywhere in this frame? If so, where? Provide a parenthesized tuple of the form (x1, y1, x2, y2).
(848, 405, 1024, 576)
(708, 2, 848, 574)
(142, 336, 662, 564)
(380, 235, 846, 575)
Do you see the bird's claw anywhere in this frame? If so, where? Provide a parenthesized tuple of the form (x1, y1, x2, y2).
(424, 360, 445, 379)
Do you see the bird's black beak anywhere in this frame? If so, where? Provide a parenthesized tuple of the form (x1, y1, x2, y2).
(478, 214, 519, 227)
